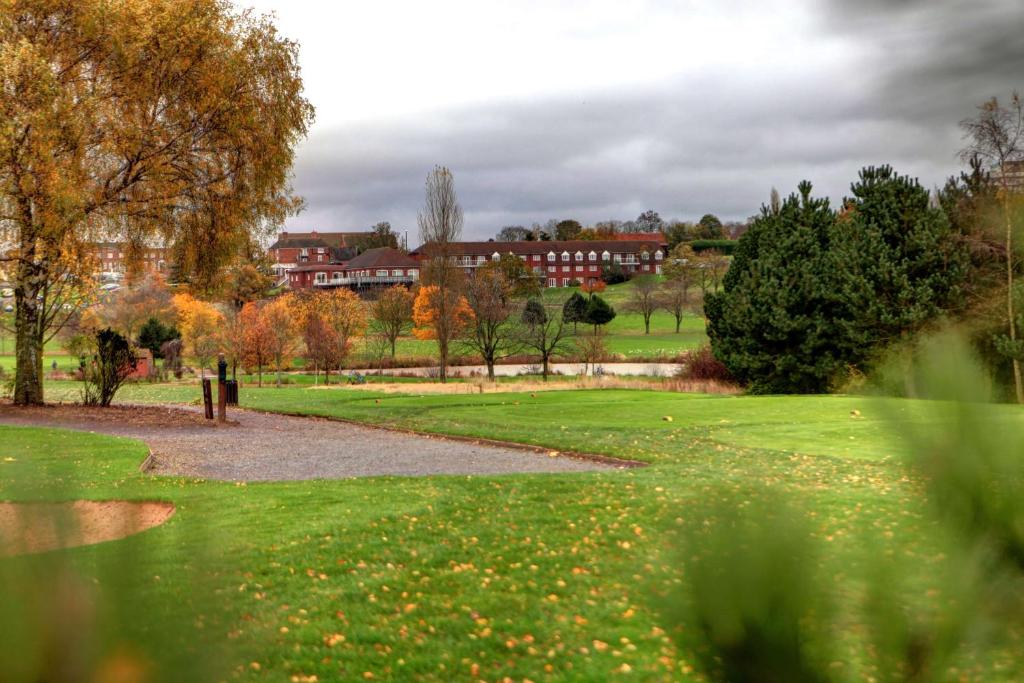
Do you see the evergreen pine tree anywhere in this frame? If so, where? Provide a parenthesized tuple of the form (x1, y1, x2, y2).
(583, 295, 616, 333)
(831, 165, 969, 365)
(705, 182, 851, 393)
(562, 292, 588, 332)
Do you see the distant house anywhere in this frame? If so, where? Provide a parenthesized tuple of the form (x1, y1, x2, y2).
(410, 239, 665, 288)
(91, 242, 170, 278)
(287, 247, 420, 291)
(268, 230, 374, 281)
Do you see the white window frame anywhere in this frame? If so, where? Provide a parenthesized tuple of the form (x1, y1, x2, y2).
(376, 269, 389, 277)
(655, 251, 664, 260)
(602, 251, 611, 261)
(492, 252, 501, 261)
(547, 278, 556, 288)
(392, 269, 403, 277)
(561, 251, 570, 262)
(315, 272, 327, 284)
(641, 251, 650, 261)
(547, 251, 557, 261)
(613, 253, 622, 263)
(575, 251, 584, 261)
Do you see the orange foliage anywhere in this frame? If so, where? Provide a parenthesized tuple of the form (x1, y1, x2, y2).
(412, 285, 474, 341)
(580, 280, 607, 295)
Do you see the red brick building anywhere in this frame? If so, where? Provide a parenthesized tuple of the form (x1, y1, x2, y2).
(410, 239, 665, 288)
(92, 242, 170, 278)
(287, 247, 420, 290)
(269, 230, 374, 279)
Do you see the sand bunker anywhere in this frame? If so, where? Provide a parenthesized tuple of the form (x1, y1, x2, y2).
(0, 501, 175, 557)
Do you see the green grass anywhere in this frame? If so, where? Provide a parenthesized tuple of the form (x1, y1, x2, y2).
(6, 382, 1024, 680)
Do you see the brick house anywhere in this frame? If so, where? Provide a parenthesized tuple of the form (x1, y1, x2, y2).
(268, 230, 374, 280)
(410, 239, 665, 288)
(287, 247, 420, 291)
(92, 242, 170, 278)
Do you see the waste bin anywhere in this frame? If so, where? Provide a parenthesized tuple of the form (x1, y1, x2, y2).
(225, 379, 239, 406)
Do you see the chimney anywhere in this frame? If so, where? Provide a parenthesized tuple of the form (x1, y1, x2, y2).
(280, 231, 289, 240)
(311, 229, 318, 239)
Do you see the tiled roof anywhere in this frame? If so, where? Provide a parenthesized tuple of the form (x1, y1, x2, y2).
(268, 237, 330, 250)
(343, 247, 419, 270)
(288, 263, 350, 273)
(271, 231, 376, 250)
(410, 240, 662, 257)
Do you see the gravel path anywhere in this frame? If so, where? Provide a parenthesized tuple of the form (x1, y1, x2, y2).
(0, 404, 613, 481)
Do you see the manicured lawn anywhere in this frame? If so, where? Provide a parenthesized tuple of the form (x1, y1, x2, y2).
(5, 383, 1023, 680)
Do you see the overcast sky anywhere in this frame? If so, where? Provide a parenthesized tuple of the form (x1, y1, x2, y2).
(237, 0, 1023, 240)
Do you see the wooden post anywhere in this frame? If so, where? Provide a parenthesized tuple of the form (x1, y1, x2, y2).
(217, 353, 227, 423)
(202, 379, 213, 420)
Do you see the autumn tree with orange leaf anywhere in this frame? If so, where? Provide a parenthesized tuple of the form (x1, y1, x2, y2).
(260, 294, 302, 388)
(413, 285, 474, 370)
(0, 0, 313, 404)
(239, 303, 274, 388)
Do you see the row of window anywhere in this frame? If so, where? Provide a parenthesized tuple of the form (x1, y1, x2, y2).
(298, 269, 421, 285)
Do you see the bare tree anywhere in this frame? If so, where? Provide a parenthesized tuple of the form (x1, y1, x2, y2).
(659, 276, 692, 334)
(626, 275, 659, 334)
(418, 166, 464, 382)
(461, 269, 520, 381)
(961, 93, 1024, 403)
(520, 299, 573, 381)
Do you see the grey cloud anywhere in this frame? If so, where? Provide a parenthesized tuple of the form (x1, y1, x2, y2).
(286, 1, 1016, 239)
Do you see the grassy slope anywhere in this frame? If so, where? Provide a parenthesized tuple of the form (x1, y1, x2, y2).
(7, 385, 1023, 680)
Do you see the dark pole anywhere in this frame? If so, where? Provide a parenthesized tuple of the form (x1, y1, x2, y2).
(217, 352, 227, 423)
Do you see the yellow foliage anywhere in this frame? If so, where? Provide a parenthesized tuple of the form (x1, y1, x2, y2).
(412, 286, 474, 341)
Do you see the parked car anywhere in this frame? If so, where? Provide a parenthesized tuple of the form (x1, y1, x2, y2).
(3, 304, 13, 313)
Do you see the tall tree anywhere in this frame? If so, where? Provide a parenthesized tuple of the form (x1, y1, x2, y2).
(583, 295, 616, 334)
(371, 286, 415, 359)
(460, 269, 519, 380)
(260, 294, 301, 388)
(626, 275, 659, 334)
(0, 0, 313, 405)
(665, 221, 695, 250)
(520, 299, 572, 381)
(418, 166, 464, 382)
(555, 220, 583, 241)
(706, 182, 848, 393)
(497, 225, 531, 242)
(960, 93, 1024, 402)
(831, 166, 968, 365)
(696, 214, 726, 239)
(240, 302, 273, 388)
(172, 293, 224, 379)
(634, 210, 665, 233)
(562, 292, 588, 332)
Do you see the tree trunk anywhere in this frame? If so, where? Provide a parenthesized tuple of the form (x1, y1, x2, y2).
(1004, 198, 1024, 403)
(258, 366, 263, 388)
(439, 338, 448, 383)
(276, 356, 282, 388)
(645, 315, 651, 334)
(542, 353, 550, 381)
(390, 336, 397, 359)
(486, 357, 495, 381)
(675, 316, 682, 333)
(13, 287, 45, 405)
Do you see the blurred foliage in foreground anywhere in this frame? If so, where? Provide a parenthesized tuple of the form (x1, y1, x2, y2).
(668, 332, 1024, 682)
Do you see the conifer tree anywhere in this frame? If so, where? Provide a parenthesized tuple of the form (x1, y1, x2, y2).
(705, 182, 849, 393)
